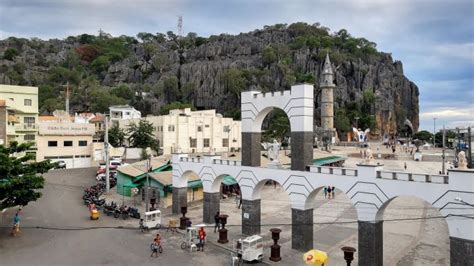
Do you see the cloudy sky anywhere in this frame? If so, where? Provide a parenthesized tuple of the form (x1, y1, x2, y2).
(0, 0, 472, 131)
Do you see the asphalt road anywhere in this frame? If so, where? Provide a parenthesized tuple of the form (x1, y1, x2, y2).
(0, 168, 237, 266)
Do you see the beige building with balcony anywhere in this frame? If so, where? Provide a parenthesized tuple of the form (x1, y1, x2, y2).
(36, 112, 95, 168)
(0, 85, 39, 146)
(118, 108, 241, 154)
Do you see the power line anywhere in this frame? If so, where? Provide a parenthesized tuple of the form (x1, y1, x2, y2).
(2, 214, 472, 231)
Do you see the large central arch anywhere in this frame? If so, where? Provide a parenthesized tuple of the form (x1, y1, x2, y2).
(241, 84, 314, 170)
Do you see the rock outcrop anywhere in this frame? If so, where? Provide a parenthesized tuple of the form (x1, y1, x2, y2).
(0, 24, 419, 135)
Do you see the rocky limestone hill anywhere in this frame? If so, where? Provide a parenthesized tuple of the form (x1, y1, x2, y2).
(0, 23, 419, 135)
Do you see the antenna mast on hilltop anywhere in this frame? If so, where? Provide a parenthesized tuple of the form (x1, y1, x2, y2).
(177, 15, 183, 37)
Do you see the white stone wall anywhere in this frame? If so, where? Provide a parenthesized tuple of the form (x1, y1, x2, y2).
(241, 84, 314, 133)
(172, 153, 474, 241)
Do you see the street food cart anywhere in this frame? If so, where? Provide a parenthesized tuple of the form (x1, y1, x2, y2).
(234, 235, 264, 262)
(141, 210, 161, 230)
(181, 226, 198, 250)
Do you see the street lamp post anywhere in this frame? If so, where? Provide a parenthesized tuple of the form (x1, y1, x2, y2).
(104, 116, 110, 193)
(433, 117, 437, 147)
(355, 116, 360, 129)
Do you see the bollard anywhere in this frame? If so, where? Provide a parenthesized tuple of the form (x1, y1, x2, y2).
(341, 246, 356, 266)
(218, 214, 229, 243)
(179, 206, 189, 230)
(269, 228, 282, 262)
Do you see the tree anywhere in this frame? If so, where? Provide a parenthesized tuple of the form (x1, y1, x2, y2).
(334, 109, 351, 134)
(262, 46, 277, 65)
(3, 48, 18, 61)
(162, 76, 179, 102)
(262, 109, 290, 142)
(160, 101, 193, 115)
(0, 142, 55, 210)
(137, 32, 155, 43)
(108, 124, 126, 147)
(89, 88, 127, 113)
(41, 98, 61, 114)
(111, 85, 134, 100)
(127, 120, 159, 151)
(222, 69, 247, 98)
(413, 130, 433, 143)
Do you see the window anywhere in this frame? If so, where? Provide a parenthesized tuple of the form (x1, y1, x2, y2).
(24, 99, 32, 106)
(9, 98, 14, 101)
(190, 138, 197, 148)
(48, 141, 58, 147)
(223, 126, 230, 132)
(125, 112, 130, 115)
(168, 125, 175, 132)
(79, 140, 87, 146)
(205, 124, 210, 128)
(197, 126, 202, 132)
(64, 141, 73, 147)
(222, 138, 229, 147)
(24, 134, 35, 141)
(204, 138, 210, 148)
(24, 117, 35, 124)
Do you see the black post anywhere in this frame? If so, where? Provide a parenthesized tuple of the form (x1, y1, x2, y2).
(179, 206, 188, 230)
(341, 246, 356, 266)
(269, 228, 282, 262)
(218, 214, 229, 244)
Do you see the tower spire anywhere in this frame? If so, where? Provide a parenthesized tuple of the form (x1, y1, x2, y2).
(323, 53, 333, 75)
(320, 53, 335, 88)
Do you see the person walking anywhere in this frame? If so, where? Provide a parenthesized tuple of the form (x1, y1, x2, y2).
(235, 193, 240, 208)
(327, 186, 332, 199)
(331, 186, 336, 199)
(150, 238, 159, 257)
(214, 212, 220, 233)
(11, 212, 21, 236)
(238, 196, 242, 209)
(404, 162, 407, 171)
(198, 227, 207, 252)
(323, 187, 328, 199)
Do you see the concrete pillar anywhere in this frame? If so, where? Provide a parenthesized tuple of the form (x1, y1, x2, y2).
(450, 237, 474, 265)
(358, 220, 383, 266)
(242, 199, 261, 235)
(172, 187, 188, 214)
(203, 192, 220, 224)
(291, 131, 313, 171)
(242, 132, 261, 167)
(292, 208, 313, 251)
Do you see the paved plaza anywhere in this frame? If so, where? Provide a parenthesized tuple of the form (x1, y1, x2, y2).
(0, 160, 451, 266)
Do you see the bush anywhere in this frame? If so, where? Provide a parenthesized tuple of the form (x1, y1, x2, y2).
(3, 48, 18, 60)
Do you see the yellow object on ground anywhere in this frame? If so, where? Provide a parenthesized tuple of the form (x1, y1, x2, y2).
(303, 249, 328, 266)
(90, 209, 99, 220)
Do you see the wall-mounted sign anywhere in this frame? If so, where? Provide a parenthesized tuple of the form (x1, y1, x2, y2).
(243, 212, 250, 219)
(38, 123, 95, 136)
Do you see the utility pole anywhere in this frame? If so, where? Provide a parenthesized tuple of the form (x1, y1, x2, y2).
(145, 155, 150, 212)
(105, 116, 110, 193)
(433, 117, 437, 147)
(442, 125, 446, 174)
(468, 127, 472, 168)
(65, 81, 70, 114)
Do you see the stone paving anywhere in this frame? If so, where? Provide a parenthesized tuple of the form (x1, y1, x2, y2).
(0, 151, 452, 266)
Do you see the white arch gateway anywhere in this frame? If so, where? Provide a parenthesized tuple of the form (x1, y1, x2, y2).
(172, 84, 474, 266)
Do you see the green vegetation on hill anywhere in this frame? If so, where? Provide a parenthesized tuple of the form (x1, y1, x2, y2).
(0, 22, 419, 135)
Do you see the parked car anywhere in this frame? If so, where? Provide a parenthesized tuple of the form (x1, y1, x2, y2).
(110, 160, 121, 170)
(56, 160, 66, 169)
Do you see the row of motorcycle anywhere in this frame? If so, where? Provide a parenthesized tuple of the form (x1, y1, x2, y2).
(83, 173, 140, 220)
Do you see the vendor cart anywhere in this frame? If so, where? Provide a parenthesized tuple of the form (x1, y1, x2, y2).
(234, 235, 263, 262)
(141, 210, 161, 230)
(181, 226, 198, 250)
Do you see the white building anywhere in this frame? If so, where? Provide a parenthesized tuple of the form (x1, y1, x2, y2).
(109, 105, 141, 123)
(118, 108, 241, 154)
(36, 111, 95, 168)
